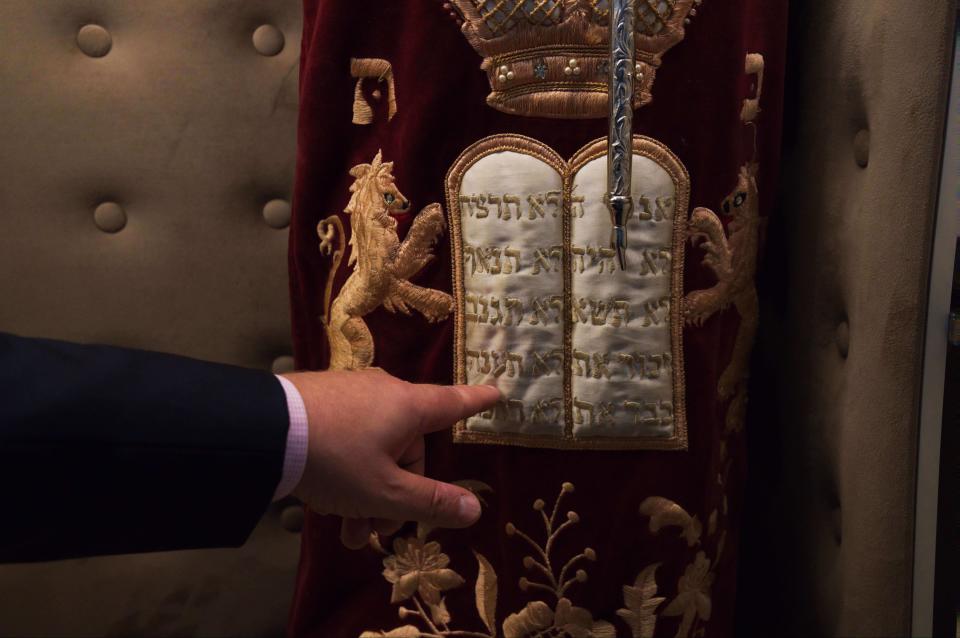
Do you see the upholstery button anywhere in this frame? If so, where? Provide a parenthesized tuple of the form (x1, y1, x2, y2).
(272, 355, 295, 374)
(93, 202, 127, 233)
(252, 25, 285, 57)
(280, 504, 304, 533)
(836, 321, 850, 358)
(853, 130, 870, 168)
(263, 199, 292, 229)
(77, 24, 113, 58)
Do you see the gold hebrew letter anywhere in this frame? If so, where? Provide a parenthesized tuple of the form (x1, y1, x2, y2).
(573, 398, 595, 426)
(545, 191, 563, 218)
(527, 193, 546, 220)
(573, 350, 591, 377)
(465, 293, 479, 323)
(350, 58, 397, 125)
(570, 194, 585, 219)
(741, 53, 765, 123)
(503, 247, 522, 274)
(489, 195, 506, 220)
(503, 195, 521, 220)
(591, 353, 612, 379)
(504, 297, 524, 325)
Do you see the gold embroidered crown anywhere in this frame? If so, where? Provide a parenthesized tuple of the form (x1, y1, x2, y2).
(447, 0, 703, 119)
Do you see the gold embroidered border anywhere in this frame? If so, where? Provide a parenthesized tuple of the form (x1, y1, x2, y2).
(446, 134, 689, 451)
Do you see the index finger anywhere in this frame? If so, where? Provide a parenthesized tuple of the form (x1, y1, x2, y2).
(410, 383, 501, 434)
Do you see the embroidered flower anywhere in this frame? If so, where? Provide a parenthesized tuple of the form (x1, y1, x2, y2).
(661, 551, 714, 638)
(503, 599, 616, 638)
(382, 537, 465, 605)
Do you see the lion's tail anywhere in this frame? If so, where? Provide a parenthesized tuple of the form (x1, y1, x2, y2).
(317, 215, 347, 326)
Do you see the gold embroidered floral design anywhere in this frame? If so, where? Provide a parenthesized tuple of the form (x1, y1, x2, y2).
(617, 564, 666, 638)
(362, 481, 498, 638)
(320, 150, 453, 370)
(660, 552, 713, 638)
(638, 497, 702, 547)
(504, 482, 614, 637)
(360, 481, 725, 637)
(504, 598, 616, 638)
(383, 538, 466, 605)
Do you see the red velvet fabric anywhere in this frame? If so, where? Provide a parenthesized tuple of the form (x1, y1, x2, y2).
(287, 2, 788, 636)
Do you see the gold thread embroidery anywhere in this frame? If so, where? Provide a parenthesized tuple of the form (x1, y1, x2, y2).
(360, 481, 714, 638)
(318, 215, 346, 325)
(474, 551, 499, 635)
(683, 54, 765, 434)
(447, 0, 704, 118)
(617, 564, 667, 638)
(639, 496, 702, 547)
(446, 134, 689, 451)
(321, 150, 453, 370)
(503, 482, 616, 637)
(351, 58, 398, 125)
(740, 53, 765, 123)
(660, 552, 714, 638)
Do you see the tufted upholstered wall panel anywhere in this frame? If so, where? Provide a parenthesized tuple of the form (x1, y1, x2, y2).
(0, 1, 955, 637)
(0, 1, 304, 636)
(738, 1, 956, 636)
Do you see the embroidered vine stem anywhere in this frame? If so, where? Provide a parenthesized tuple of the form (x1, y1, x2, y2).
(401, 595, 490, 638)
(412, 596, 442, 635)
(507, 482, 597, 600)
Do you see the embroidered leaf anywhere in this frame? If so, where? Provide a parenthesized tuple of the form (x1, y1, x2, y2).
(639, 496, 702, 546)
(661, 552, 714, 638)
(369, 532, 387, 555)
(617, 563, 666, 638)
(473, 551, 498, 636)
(429, 598, 451, 626)
(715, 530, 727, 563)
(503, 601, 554, 638)
(549, 598, 616, 638)
(359, 626, 422, 638)
(588, 620, 618, 638)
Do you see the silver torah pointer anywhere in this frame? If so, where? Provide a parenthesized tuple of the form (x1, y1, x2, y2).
(604, 0, 635, 271)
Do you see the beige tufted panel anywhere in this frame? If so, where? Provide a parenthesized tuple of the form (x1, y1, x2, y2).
(0, 1, 303, 635)
(740, 1, 956, 636)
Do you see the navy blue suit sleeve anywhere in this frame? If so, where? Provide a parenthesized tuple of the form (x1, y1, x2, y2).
(0, 332, 290, 563)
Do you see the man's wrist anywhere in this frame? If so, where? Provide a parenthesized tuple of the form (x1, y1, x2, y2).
(273, 375, 309, 501)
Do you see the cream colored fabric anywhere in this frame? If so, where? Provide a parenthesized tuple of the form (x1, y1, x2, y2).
(570, 151, 677, 438)
(460, 150, 567, 437)
(0, 1, 302, 636)
(760, 1, 955, 636)
(453, 138, 685, 446)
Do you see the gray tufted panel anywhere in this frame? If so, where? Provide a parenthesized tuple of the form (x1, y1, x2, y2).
(0, 1, 303, 636)
(741, 1, 956, 636)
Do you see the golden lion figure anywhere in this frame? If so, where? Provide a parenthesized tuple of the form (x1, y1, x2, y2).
(318, 150, 453, 370)
(683, 162, 761, 431)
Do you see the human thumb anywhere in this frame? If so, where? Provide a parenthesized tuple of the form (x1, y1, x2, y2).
(380, 470, 482, 529)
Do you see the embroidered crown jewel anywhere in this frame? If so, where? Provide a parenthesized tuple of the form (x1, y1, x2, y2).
(448, 0, 703, 119)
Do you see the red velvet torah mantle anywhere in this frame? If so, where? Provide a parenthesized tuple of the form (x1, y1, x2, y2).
(287, 2, 787, 636)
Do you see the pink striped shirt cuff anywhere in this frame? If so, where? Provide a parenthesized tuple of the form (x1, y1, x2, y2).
(273, 375, 309, 501)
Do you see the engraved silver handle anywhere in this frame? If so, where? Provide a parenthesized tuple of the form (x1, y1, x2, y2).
(605, 0, 635, 271)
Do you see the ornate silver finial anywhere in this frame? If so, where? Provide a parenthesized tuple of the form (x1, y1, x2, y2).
(605, 0, 636, 270)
